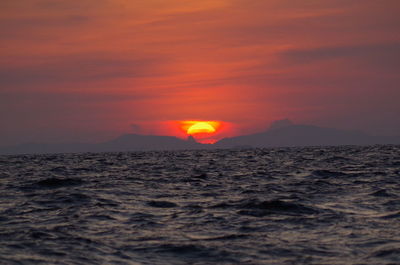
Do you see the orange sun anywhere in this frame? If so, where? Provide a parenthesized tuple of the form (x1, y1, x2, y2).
(187, 122, 216, 135)
(178, 120, 222, 144)
(180, 121, 221, 135)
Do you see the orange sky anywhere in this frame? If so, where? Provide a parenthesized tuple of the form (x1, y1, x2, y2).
(1, 0, 399, 144)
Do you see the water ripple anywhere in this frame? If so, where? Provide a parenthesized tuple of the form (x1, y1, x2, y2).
(0, 145, 399, 264)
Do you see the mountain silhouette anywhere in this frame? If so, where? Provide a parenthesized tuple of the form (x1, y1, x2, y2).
(0, 134, 204, 155)
(215, 123, 400, 148)
(94, 134, 203, 152)
(0, 123, 399, 155)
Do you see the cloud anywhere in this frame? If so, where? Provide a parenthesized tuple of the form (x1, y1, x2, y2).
(0, 91, 155, 104)
(0, 16, 89, 39)
(281, 43, 400, 69)
(130, 124, 142, 134)
(0, 53, 168, 87)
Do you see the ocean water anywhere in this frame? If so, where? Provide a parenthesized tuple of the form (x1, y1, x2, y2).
(0, 145, 399, 265)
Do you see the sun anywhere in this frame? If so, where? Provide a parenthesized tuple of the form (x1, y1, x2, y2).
(178, 120, 222, 144)
(187, 122, 216, 135)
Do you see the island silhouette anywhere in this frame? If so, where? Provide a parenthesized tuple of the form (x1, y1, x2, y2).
(1, 120, 399, 155)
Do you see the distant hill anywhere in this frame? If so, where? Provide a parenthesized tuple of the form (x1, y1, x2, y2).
(1, 124, 399, 155)
(93, 134, 203, 152)
(215, 124, 400, 148)
(0, 134, 204, 155)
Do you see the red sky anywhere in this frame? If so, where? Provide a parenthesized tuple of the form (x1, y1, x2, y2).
(1, 0, 399, 145)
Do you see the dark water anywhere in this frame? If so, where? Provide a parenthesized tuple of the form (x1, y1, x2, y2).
(1, 145, 400, 264)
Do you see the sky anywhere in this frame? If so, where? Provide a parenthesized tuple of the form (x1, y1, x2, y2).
(1, 0, 399, 145)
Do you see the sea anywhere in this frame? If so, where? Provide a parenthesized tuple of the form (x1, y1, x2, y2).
(0, 145, 399, 265)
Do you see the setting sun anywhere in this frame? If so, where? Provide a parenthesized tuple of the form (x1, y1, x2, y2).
(177, 120, 223, 144)
(179, 121, 221, 135)
(187, 122, 216, 135)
